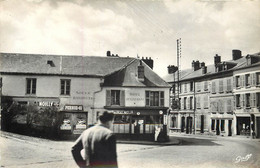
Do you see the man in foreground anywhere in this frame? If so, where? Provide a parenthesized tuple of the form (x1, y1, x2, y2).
(71, 111, 117, 168)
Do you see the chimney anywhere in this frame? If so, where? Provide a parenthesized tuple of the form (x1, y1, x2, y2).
(106, 51, 111, 56)
(201, 62, 205, 67)
(232, 50, 242, 60)
(141, 57, 154, 69)
(214, 54, 221, 65)
(138, 60, 145, 82)
(168, 65, 178, 74)
(202, 66, 207, 74)
(192, 60, 200, 71)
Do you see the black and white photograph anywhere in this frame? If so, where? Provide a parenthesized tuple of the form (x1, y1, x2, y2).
(0, 0, 260, 167)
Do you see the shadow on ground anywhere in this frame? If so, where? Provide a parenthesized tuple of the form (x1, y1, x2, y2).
(175, 137, 222, 146)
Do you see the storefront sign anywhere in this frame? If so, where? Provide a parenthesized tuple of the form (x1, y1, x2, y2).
(38, 101, 59, 107)
(163, 115, 167, 125)
(109, 110, 134, 115)
(64, 105, 83, 111)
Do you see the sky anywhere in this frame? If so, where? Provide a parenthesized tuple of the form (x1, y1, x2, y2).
(0, 0, 259, 78)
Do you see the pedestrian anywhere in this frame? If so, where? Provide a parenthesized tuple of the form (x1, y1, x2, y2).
(71, 111, 117, 168)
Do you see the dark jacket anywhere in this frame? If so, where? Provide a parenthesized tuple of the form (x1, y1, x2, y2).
(71, 124, 118, 168)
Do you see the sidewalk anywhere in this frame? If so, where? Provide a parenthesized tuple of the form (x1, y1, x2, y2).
(0, 130, 181, 146)
(169, 131, 260, 142)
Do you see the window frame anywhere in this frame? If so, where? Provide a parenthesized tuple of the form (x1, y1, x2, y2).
(26, 78, 37, 95)
(60, 79, 71, 96)
(145, 91, 165, 107)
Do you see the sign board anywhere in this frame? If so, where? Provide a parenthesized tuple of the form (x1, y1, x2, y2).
(163, 115, 167, 125)
(64, 105, 83, 111)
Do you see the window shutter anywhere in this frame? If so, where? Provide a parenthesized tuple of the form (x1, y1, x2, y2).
(240, 94, 245, 107)
(106, 90, 111, 106)
(233, 77, 236, 88)
(181, 98, 184, 109)
(251, 73, 256, 86)
(250, 93, 256, 107)
(241, 75, 245, 87)
(187, 97, 190, 109)
(120, 90, 125, 106)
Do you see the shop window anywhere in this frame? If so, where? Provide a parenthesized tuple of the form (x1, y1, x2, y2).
(171, 116, 177, 128)
(204, 81, 208, 91)
(184, 97, 187, 109)
(219, 80, 223, 93)
(106, 90, 125, 106)
(245, 74, 250, 87)
(60, 79, 70, 95)
(246, 93, 250, 108)
(190, 97, 193, 109)
(145, 91, 164, 107)
(146, 115, 160, 124)
(236, 94, 241, 108)
(204, 95, 208, 109)
(221, 120, 225, 132)
(26, 78, 37, 94)
(114, 115, 130, 124)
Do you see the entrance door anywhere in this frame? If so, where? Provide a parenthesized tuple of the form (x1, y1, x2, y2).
(228, 120, 232, 136)
(257, 117, 260, 138)
(200, 115, 204, 133)
(186, 117, 192, 134)
(181, 117, 185, 132)
(132, 116, 144, 134)
(236, 117, 250, 136)
(216, 120, 220, 135)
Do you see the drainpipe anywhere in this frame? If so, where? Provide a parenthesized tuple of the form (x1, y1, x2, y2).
(193, 80, 196, 135)
(91, 78, 104, 124)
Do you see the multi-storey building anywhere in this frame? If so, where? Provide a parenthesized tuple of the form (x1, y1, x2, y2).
(0, 52, 170, 140)
(165, 50, 260, 138)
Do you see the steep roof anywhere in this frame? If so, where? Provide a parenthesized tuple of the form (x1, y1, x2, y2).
(0, 53, 134, 77)
(163, 52, 260, 83)
(103, 59, 170, 87)
(0, 52, 170, 88)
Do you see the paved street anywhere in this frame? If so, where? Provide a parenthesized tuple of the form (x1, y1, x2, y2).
(1, 131, 260, 168)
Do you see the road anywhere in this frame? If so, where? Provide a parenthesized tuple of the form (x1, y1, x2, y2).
(1, 132, 260, 168)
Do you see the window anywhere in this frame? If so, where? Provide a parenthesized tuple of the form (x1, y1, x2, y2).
(190, 97, 193, 109)
(227, 99, 232, 112)
(212, 81, 216, 93)
(246, 93, 250, 108)
(204, 95, 208, 109)
(250, 93, 256, 107)
(184, 97, 187, 109)
(257, 73, 260, 85)
(60, 79, 70, 95)
(227, 78, 232, 92)
(145, 91, 164, 107)
(257, 93, 260, 107)
(196, 82, 201, 92)
(204, 81, 208, 91)
(221, 120, 225, 132)
(197, 96, 201, 109)
(236, 95, 240, 108)
(26, 78, 36, 94)
(184, 83, 187, 93)
(106, 90, 125, 106)
(190, 81, 194, 91)
(245, 74, 250, 87)
(235, 76, 241, 88)
(111, 90, 120, 105)
(219, 80, 223, 93)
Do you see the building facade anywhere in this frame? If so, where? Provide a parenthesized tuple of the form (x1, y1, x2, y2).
(165, 50, 260, 138)
(0, 53, 170, 139)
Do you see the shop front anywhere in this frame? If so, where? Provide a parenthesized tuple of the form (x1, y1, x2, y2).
(211, 113, 233, 136)
(107, 107, 168, 141)
(59, 105, 88, 136)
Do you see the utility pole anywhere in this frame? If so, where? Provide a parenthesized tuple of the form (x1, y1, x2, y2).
(193, 80, 196, 134)
(177, 38, 181, 110)
(0, 77, 2, 130)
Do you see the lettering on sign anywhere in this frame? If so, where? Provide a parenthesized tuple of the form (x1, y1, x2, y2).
(64, 105, 83, 111)
(38, 101, 59, 107)
(73, 97, 93, 100)
(109, 110, 134, 115)
(126, 92, 144, 101)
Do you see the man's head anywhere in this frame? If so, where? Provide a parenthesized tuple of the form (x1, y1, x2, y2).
(98, 111, 114, 128)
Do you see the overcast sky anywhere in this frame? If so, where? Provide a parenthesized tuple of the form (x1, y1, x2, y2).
(0, 0, 259, 77)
